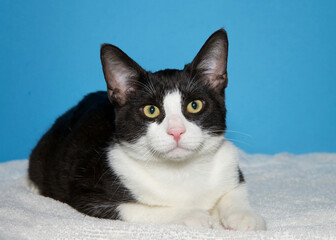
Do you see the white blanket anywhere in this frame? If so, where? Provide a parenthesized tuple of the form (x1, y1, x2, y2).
(0, 152, 335, 239)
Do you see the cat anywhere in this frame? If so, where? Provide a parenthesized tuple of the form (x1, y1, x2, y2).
(28, 29, 266, 231)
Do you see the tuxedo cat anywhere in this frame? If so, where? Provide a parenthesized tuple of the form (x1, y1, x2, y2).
(28, 29, 266, 231)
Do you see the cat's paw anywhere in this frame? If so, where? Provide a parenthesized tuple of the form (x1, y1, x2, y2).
(221, 210, 266, 231)
(178, 209, 214, 228)
(26, 178, 40, 194)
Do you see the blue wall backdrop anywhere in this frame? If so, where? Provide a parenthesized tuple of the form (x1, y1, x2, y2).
(1, 0, 336, 162)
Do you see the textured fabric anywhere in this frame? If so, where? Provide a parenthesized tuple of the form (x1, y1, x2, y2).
(0, 152, 335, 239)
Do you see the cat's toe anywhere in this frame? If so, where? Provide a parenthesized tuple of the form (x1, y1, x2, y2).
(221, 210, 266, 231)
(179, 209, 214, 228)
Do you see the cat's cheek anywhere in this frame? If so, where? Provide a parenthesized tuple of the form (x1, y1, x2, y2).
(178, 122, 204, 149)
(200, 134, 224, 154)
(116, 137, 154, 162)
(146, 122, 176, 152)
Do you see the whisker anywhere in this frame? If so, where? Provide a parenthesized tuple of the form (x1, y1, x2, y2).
(225, 129, 253, 138)
(225, 137, 251, 146)
(186, 75, 205, 94)
(130, 79, 155, 98)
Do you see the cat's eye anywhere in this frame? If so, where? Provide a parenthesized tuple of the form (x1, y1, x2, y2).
(143, 105, 160, 118)
(187, 100, 203, 114)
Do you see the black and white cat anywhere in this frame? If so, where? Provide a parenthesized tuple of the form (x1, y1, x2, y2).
(28, 29, 266, 231)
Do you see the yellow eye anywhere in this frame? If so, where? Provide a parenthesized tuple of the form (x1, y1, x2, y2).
(187, 100, 203, 114)
(143, 105, 160, 118)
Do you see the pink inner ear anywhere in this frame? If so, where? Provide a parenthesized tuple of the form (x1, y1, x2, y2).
(209, 76, 227, 90)
(167, 115, 186, 142)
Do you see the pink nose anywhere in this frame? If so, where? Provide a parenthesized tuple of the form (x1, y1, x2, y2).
(167, 115, 186, 142)
(168, 128, 186, 142)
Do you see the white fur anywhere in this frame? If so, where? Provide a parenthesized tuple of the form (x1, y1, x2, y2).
(26, 178, 40, 194)
(107, 91, 265, 230)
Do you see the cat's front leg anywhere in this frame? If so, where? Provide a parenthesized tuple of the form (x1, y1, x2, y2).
(118, 203, 215, 228)
(213, 184, 266, 231)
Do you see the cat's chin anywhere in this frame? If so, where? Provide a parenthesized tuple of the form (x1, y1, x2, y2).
(162, 146, 195, 161)
(118, 141, 195, 163)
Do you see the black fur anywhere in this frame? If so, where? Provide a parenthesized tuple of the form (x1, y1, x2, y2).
(238, 167, 245, 183)
(28, 29, 245, 220)
(29, 92, 135, 219)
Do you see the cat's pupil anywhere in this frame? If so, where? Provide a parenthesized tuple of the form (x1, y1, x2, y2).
(149, 106, 155, 114)
(191, 101, 198, 110)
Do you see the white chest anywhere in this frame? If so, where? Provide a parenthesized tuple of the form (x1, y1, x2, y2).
(108, 141, 240, 210)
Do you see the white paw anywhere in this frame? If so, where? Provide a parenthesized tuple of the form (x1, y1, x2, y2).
(221, 210, 266, 231)
(26, 178, 40, 194)
(178, 209, 214, 228)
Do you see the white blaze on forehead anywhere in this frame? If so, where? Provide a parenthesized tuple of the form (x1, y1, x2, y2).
(163, 91, 183, 117)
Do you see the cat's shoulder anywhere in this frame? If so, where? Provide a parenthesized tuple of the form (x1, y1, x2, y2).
(48, 91, 115, 143)
(76, 91, 111, 112)
(58, 91, 113, 123)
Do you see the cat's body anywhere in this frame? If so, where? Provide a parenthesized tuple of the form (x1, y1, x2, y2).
(29, 91, 134, 219)
(28, 29, 266, 230)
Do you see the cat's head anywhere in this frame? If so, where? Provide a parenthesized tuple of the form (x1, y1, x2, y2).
(101, 29, 228, 162)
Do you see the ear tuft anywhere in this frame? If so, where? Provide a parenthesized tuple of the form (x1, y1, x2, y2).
(100, 44, 144, 105)
(191, 29, 229, 93)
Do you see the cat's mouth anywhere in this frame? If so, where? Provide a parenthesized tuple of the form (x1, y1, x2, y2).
(161, 144, 197, 160)
(167, 146, 189, 153)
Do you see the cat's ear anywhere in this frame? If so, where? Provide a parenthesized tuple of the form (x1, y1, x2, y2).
(190, 29, 229, 93)
(100, 44, 145, 105)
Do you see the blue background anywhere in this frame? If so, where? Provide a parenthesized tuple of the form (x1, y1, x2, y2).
(1, 0, 336, 162)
